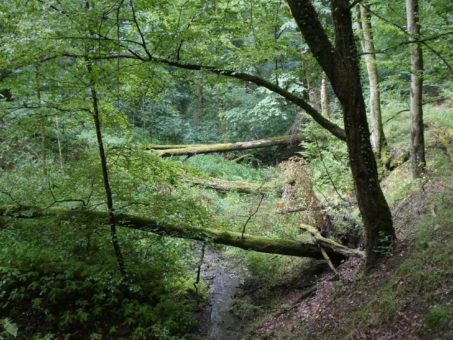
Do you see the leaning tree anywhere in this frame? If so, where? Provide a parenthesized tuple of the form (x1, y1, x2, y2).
(5, 0, 396, 268)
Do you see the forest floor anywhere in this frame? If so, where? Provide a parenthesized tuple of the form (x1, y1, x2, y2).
(249, 162, 453, 339)
(186, 104, 453, 340)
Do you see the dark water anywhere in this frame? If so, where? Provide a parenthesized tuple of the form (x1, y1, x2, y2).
(195, 250, 248, 339)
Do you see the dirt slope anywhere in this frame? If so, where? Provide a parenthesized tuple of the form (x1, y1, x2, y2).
(252, 172, 453, 339)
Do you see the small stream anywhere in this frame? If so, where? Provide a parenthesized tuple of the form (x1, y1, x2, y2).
(194, 249, 249, 339)
(190, 248, 329, 339)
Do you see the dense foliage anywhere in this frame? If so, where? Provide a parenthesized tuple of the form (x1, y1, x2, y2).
(0, 0, 452, 338)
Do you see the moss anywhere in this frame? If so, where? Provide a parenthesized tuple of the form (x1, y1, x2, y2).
(332, 187, 453, 336)
(423, 305, 450, 331)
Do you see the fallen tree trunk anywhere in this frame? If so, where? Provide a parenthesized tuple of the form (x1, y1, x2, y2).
(145, 143, 204, 150)
(182, 176, 272, 194)
(276, 201, 355, 214)
(150, 134, 304, 157)
(386, 150, 410, 171)
(0, 205, 364, 261)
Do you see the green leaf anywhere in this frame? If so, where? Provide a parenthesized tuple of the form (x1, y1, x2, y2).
(1, 318, 18, 338)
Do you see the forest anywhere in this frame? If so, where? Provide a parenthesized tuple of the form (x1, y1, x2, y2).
(0, 0, 452, 339)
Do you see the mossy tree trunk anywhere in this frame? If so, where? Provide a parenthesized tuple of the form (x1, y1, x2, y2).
(406, 0, 426, 178)
(0, 205, 365, 262)
(182, 176, 271, 194)
(358, 3, 388, 163)
(287, 0, 395, 269)
(151, 134, 305, 157)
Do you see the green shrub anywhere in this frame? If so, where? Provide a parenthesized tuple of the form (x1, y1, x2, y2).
(0, 218, 198, 339)
(424, 306, 449, 331)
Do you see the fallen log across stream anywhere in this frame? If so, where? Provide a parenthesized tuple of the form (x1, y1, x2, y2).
(148, 134, 304, 157)
(0, 205, 364, 261)
(182, 176, 273, 194)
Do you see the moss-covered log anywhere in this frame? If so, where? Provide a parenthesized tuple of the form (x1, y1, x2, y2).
(150, 134, 305, 157)
(386, 150, 410, 171)
(276, 201, 355, 214)
(145, 143, 204, 150)
(0, 205, 364, 261)
(182, 176, 272, 194)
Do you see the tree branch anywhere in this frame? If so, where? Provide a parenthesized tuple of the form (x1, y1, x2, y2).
(0, 204, 365, 260)
(369, 9, 453, 73)
(42, 51, 346, 140)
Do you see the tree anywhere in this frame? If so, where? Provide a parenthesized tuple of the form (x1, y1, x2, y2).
(86, 59, 128, 281)
(43, 0, 395, 268)
(141, 0, 397, 268)
(358, 3, 388, 164)
(406, 0, 426, 178)
(286, 0, 395, 267)
(320, 75, 329, 118)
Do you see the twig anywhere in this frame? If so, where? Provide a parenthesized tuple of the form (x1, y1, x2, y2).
(44, 199, 87, 210)
(241, 193, 265, 239)
(193, 242, 206, 306)
(383, 97, 448, 125)
(319, 245, 339, 277)
(129, 0, 152, 59)
(0, 190, 21, 206)
(240, 175, 272, 239)
(369, 9, 453, 73)
(314, 139, 348, 203)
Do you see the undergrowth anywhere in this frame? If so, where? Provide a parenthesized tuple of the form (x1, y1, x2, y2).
(0, 216, 202, 339)
(337, 188, 453, 337)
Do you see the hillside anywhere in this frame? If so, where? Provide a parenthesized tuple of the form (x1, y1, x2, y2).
(233, 102, 453, 339)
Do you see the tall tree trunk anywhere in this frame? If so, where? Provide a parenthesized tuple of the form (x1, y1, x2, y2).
(406, 0, 426, 178)
(86, 60, 128, 280)
(195, 70, 203, 126)
(358, 3, 388, 161)
(35, 68, 47, 176)
(287, 0, 395, 269)
(55, 117, 64, 173)
(141, 95, 146, 137)
(320, 75, 329, 117)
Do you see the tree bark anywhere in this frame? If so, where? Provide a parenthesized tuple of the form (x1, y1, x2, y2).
(358, 3, 388, 160)
(320, 75, 329, 117)
(287, 0, 395, 269)
(0, 205, 365, 261)
(150, 134, 305, 157)
(406, 0, 426, 178)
